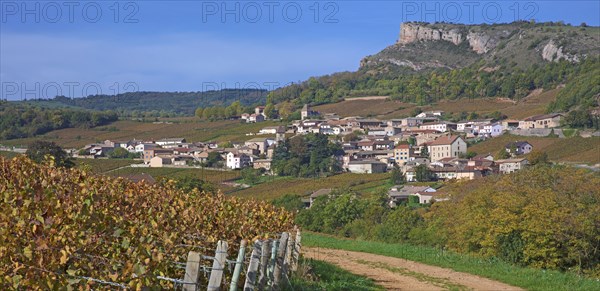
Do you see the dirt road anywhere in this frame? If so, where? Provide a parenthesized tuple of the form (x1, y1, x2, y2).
(303, 247, 523, 291)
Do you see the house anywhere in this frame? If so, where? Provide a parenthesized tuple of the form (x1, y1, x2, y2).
(150, 156, 172, 168)
(388, 185, 436, 205)
(394, 144, 415, 166)
(226, 152, 252, 169)
(419, 121, 457, 133)
(247, 114, 265, 123)
(505, 141, 533, 155)
(255, 106, 265, 117)
(156, 138, 186, 146)
(172, 155, 194, 166)
(476, 123, 504, 137)
(416, 111, 444, 118)
(301, 104, 318, 120)
(347, 160, 387, 173)
(143, 148, 173, 164)
(135, 143, 157, 153)
(244, 137, 270, 154)
(496, 158, 529, 174)
(357, 119, 384, 129)
(430, 166, 484, 180)
(259, 126, 285, 135)
(502, 120, 520, 130)
(520, 113, 563, 129)
(253, 159, 272, 171)
(427, 135, 467, 162)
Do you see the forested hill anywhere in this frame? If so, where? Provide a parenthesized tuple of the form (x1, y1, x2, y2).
(267, 21, 600, 116)
(28, 89, 268, 116)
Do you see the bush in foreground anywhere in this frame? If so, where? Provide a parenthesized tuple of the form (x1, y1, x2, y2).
(0, 156, 293, 289)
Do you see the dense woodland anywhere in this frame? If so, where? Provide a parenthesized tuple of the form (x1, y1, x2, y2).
(44, 89, 267, 116)
(0, 103, 118, 140)
(287, 165, 600, 277)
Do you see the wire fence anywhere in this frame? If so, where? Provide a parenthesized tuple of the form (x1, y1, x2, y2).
(20, 229, 302, 291)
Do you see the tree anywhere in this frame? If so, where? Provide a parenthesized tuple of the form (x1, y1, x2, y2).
(205, 152, 223, 167)
(241, 168, 260, 185)
(26, 141, 74, 168)
(195, 107, 204, 118)
(264, 103, 275, 119)
(390, 165, 405, 185)
(421, 146, 430, 158)
(108, 147, 136, 159)
(415, 164, 433, 182)
(496, 148, 511, 160)
(529, 151, 549, 165)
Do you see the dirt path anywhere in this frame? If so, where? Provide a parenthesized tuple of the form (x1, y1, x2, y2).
(303, 247, 523, 291)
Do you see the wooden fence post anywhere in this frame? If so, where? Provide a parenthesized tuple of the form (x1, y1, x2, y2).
(272, 232, 289, 290)
(243, 240, 261, 291)
(183, 251, 201, 291)
(283, 232, 295, 276)
(257, 240, 271, 290)
(291, 229, 302, 272)
(267, 238, 279, 287)
(207, 240, 228, 291)
(229, 240, 247, 291)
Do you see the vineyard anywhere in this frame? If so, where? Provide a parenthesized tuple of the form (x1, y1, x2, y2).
(0, 156, 294, 289)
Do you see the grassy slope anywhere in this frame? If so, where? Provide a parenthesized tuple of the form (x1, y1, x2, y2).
(74, 158, 142, 174)
(469, 134, 600, 164)
(1, 118, 282, 148)
(303, 232, 600, 291)
(229, 173, 390, 201)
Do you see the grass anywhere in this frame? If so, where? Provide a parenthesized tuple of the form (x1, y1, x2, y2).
(1, 118, 283, 148)
(286, 258, 383, 291)
(228, 173, 390, 201)
(469, 134, 600, 164)
(303, 232, 600, 291)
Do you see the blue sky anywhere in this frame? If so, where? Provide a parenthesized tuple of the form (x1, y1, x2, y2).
(1, 1, 599, 100)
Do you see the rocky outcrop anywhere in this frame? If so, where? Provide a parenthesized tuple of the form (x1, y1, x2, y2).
(541, 41, 580, 62)
(466, 32, 496, 54)
(398, 23, 463, 45)
(398, 23, 503, 55)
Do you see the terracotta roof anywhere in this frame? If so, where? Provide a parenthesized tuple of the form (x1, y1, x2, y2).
(429, 135, 461, 146)
(395, 144, 410, 149)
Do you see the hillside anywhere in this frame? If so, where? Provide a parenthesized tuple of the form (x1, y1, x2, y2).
(268, 21, 599, 117)
(22, 89, 268, 115)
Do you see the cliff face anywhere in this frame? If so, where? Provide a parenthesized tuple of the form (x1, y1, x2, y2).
(397, 22, 504, 54)
(542, 41, 580, 62)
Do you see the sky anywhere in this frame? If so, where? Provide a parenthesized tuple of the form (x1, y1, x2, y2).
(1, 1, 599, 100)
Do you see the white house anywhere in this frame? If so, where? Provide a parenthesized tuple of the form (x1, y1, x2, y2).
(150, 156, 172, 168)
(419, 121, 456, 132)
(427, 135, 467, 162)
(226, 152, 252, 169)
(477, 123, 504, 137)
(135, 143, 157, 153)
(156, 138, 186, 146)
(496, 158, 529, 174)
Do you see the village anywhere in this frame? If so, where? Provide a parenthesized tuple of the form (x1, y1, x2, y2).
(76, 104, 563, 191)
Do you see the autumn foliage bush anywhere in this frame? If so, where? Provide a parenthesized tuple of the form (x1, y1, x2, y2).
(0, 156, 293, 289)
(428, 165, 600, 276)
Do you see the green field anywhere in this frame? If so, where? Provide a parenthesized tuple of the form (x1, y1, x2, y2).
(303, 232, 600, 291)
(1, 118, 283, 148)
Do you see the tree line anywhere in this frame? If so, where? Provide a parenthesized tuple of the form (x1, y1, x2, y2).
(0, 103, 118, 140)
